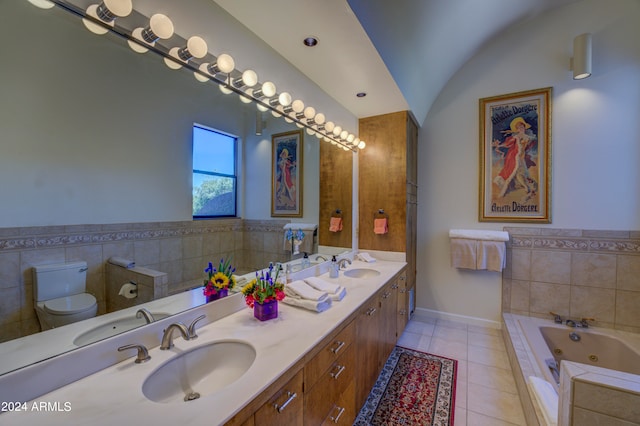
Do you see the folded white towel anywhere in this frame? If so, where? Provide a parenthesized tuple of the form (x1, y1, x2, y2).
(108, 257, 135, 269)
(356, 252, 376, 263)
(449, 229, 509, 242)
(287, 280, 328, 301)
(304, 277, 346, 301)
(527, 376, 558, 426)
(281, 295, 332, 313)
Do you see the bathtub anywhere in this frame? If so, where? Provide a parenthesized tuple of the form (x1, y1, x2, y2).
(503, 313, 640, 426)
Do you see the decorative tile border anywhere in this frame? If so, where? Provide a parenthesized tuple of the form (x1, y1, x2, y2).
(0, 219, 256, 253)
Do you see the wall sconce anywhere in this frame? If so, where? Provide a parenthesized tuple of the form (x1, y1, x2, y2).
(571, 33, 592, 80)
(128, 14, 174, 54)
(83, 0, 132, 35)
(255, 111, 266, 135)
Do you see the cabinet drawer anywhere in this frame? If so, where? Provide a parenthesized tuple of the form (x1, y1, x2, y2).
(254, 369, 304, 426)
(305, 319, 355, 388)
(305, 343, 355, 425)
(321, 380, 355, 426)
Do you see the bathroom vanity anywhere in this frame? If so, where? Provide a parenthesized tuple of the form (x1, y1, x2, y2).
(1, 259, 408, 425)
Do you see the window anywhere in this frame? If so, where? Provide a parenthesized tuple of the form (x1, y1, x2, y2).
(192, 124, 237, 218)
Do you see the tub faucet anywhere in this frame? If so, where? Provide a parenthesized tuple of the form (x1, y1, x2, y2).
(549, 312, 563, 324)
(337, 258, 352, 269)
(565, 319, 577, 327)
(160, 322, 190, 350)
(136, 308, 155, 324)
(579, 317, 595, 328)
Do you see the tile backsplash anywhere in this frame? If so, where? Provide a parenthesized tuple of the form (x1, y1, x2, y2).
(502, 227, 640, 333)
(0, 219, 291, 343)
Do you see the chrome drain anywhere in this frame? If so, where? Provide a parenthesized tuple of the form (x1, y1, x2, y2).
(184, 392, 201, 402)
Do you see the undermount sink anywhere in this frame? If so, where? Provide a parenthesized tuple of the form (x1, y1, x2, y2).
(343, 268, 381, 279)
(73, 312, 171, 346)
(142, 340, 256, 404)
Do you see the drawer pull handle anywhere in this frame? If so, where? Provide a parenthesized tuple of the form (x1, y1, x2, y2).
(331, 340, 345, 354)
(399, 288, 407, 293)
(366, 307, 377, 316)
(330, 365, 346, 380)
(382, 292, 391, 299)
(330, 406, 346, 423)
(391, 284, 399, 289)
(274, 391, 297, 413)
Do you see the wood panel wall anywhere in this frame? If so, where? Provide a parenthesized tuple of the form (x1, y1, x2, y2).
(318, 141, 353, 248)
(358, 111, 408, 252)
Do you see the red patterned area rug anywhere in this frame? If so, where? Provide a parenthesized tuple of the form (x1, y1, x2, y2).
(354, 346, 457, 426)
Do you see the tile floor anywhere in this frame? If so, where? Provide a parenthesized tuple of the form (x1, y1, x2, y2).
(397, 316, 527, 426)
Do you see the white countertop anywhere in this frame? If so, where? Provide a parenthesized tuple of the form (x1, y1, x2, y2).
(1, 259, 405, 425)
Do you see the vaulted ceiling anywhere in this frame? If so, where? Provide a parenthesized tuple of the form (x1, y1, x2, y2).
(214, 0, 580, 125)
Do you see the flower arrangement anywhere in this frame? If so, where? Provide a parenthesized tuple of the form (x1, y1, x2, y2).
(203, 257, 236, 298)
(241, 263, 286, 308)
(285, 228, 306, 255)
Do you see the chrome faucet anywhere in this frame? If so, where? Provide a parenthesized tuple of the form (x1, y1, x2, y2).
(188, 314, 206, 339)
(118, 344, 151, 363)
(160, 322, 190, 350)
(337, 258, 352, 269)
(136, 308, 155, 324)
(315, 255, 328, 262)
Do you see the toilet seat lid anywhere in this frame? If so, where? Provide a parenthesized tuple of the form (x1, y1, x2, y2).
(44, 293, 97, 315)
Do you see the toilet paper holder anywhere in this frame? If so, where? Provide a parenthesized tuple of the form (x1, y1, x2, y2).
(118, 281, 138, 299)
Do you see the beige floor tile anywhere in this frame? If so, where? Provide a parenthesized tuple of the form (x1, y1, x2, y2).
(429, 336, 468, 361)
(406, 319, 436, 336)
(397, 330, 421, 349)
(468, 324, 501, 336)
(467, 383, 526, 425)
(454, 407, 467, 426)
(468, 332, 506, 352)
(468, 361, 518, 394)
(437, 318, 469, 331)
(467, 411, 522, 426)
(468, 344, 511, 370)
(434, 325, 468, 344)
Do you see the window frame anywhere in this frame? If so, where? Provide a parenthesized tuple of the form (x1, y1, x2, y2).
(192, 123, 238, 219)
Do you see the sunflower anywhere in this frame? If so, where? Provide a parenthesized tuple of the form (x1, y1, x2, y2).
(211, 271, 230, 289)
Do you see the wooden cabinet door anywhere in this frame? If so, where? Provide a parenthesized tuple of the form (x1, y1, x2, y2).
(355, 297, 380, 410)
(254, 369, 304, 426)
(396, 272, 409, 337)
(379, 281, 397, 368)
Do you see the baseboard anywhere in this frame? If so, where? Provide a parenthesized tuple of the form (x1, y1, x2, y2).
(413, 307, 502, 329)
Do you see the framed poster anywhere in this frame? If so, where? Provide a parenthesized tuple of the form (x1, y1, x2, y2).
(272, 130, 303, 217)
(479, 87, 552, 223)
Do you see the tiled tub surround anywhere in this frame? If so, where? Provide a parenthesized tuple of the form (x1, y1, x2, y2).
(502, 227, 640, 333)
(503, 314, 640, 425)
(501, 227, 640, 426)
(0, 219, 293, 343)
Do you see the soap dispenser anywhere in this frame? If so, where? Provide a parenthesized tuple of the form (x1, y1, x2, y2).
(302, 252, 310, 268)
(330, 255, 339, 278)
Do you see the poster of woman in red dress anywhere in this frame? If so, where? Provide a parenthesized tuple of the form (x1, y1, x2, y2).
(479, 88, 551, 222)
(272, 130, 303, 217)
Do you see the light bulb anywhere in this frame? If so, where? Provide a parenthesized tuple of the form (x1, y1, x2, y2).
(258, 81, 276, 98)
(216, 54, 235, 74)
(177, 36, 207, 61)
(219, 84, 233, 95)
(358, 140, 366, 149)
(291, 100, 305, 113)
(314, 113, 326, 125)
(332, 126, 342, 137)
(83, 0, 132, 35)
(306, 128, 316, 136)
(239, 89, 253, 104)
(303, 106, 316, 120)
(278, 92, 292, 107)
(325, 121, 335, 133)
(28, 0, 55, 9)
(346, 133, 355, 143)
(194, 66, 210, 82)
(257, 103, 269, 112)
(129, 14, 174, 54)
(242, 70, 258, 87)
(340, 130, 349, 140)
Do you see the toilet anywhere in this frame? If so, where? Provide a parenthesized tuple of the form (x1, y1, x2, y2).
(33, 261, 98, 330)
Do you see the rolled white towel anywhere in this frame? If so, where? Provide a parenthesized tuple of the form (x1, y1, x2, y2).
(286, 280, 328, 301)
(108, 257, 135, 269)
(449, 229, 509, 242)
(304, 277, 346, 301)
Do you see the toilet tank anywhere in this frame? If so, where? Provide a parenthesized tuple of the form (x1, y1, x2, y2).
(33, 261, 88, 302)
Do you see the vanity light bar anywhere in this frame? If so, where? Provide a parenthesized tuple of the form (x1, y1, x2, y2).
(40, 0, 365, 152)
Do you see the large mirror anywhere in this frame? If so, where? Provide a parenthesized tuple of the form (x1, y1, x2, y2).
(0, 1, 352, 375)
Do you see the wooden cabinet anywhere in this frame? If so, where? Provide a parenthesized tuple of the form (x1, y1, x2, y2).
(379, 280, 397, 369)
(396, 272, 409, 337)
(358, 111, 418, 297)
(254, 369, 304, 426)
(354, 294, 381, 410)
(305, 321, 356, 425)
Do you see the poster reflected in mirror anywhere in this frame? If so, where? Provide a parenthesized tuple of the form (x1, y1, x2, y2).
(272, 130, 303, 217)
(479, 87, 552, 223)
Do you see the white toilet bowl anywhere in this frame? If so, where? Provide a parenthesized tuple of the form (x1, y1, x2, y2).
(33, 261, 98, 330)
(35, 293, 98, 329)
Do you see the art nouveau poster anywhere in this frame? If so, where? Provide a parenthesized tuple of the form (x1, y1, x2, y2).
(479, 87, 552, 222)
(271, 130, 303, 217)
